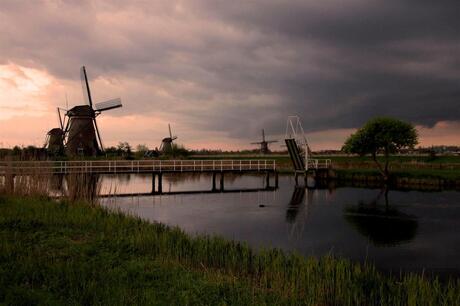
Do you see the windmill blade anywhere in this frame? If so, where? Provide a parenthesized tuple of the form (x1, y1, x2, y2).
(80, 66, 93, 107)
(93, 118, 104, 152)
(168, 124, 172, 139)
(43, 134, 50, 148)
(94, 98, 122, 112)
(262, 129, 265, 142)
(267, 140, 278, 144)
(251, 142, 263, 145)
(57, 108, 63, 130)
(172, 136, 178, 141)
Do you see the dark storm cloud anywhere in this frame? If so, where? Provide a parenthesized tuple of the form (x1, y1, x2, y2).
(1, 0, 459, 139)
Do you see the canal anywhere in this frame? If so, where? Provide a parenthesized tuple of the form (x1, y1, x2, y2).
(99, 173, 460, 277)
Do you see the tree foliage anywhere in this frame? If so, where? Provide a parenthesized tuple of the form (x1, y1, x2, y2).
(342, 117, 418, 180)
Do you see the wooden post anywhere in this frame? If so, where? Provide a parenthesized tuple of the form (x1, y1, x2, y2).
(275, 172, 279, 188)
(220, 172, 224, 191)
(212, 172, 216, 191)
(265, 171, 270, 189)
(158, 173, 163, 194)
(151, 173, 156, 193)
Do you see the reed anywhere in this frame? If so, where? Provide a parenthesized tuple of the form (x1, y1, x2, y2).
(64, 173, 101, 204)
(1, 195, 458, 305)
(0, 163, 102, 204)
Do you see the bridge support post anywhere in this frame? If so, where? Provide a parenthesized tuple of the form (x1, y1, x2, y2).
(212, 172, 216, 191)
(265, 172, 270, 189)
(220, 172, 224, 191)
(151, 173, 156, 194)
(275, 172, 279, 188)
(158, 173, 163, 194)
(294, 173, 299, 186)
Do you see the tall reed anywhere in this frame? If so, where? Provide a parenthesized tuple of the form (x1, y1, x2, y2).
(0, 162, 102, 204)
(64, 173, 101, 204)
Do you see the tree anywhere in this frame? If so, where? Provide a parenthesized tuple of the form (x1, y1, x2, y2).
(135, 144, 149, 159)
(342, 117, 418, 181)
(117, 142, 133, 158)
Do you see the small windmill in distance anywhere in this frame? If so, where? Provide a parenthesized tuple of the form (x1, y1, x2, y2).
(159, 124, 178, 154)
(251, 129, 278, 154)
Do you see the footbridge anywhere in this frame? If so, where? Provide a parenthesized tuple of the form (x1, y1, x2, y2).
(0, 159, 278, 193)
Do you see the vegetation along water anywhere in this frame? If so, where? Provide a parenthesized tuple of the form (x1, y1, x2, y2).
(1, 194, 459, 305)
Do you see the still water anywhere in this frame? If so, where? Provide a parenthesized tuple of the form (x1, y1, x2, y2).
(99, 173, 460, 276)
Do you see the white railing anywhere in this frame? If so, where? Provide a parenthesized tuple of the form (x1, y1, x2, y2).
(306, 159, 331, 170)
(0, 160, 277, 175)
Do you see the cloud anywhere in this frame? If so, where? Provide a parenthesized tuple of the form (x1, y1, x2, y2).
(0, 0, 459, 149)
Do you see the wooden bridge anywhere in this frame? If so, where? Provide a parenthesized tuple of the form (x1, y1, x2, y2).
(0, 159, 278, 194)
(0, 159, 276, 175)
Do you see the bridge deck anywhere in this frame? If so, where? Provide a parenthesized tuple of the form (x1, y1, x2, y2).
(0, 159, 277, 175)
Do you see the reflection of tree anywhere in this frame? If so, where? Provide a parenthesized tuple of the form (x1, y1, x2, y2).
(344, 188, 418, 246)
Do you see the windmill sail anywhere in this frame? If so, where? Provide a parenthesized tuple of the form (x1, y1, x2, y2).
(93, 118, 104, 151)
(80, 66, 93, 107)
(95, 98, 122, 112)
(57, 108, 63, 130)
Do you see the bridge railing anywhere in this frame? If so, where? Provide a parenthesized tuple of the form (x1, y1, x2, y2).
(306, 159, 331, 170)
(0, 160, 277, 175)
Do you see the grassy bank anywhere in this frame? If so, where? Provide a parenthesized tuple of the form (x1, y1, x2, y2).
(1, 196, 459, 305)
(334, 168, 460, 189)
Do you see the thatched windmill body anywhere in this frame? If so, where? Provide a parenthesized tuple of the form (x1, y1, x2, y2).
(160, 124, 177, 154)
(251, 129, 278, 154)
(65, 67, 122, 156)
(44, 107, 67, 156)
(45, 66, 122, 157)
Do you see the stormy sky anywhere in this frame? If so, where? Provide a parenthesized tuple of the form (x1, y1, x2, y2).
(0, 1, 459, 149)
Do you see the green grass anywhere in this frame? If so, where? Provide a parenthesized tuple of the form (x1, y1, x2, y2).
(1, 196, 459, 305)
(336, 168, 460, 181)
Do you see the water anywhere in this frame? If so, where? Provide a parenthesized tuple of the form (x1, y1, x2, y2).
(99, 173, 460, 276)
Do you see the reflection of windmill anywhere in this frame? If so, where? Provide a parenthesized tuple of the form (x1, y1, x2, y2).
(160, 124, 177, 153)
(46, 66, 122, 157)
(251, 129, 278, 154)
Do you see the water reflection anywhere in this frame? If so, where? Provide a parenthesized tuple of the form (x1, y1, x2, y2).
(99, 173, 460, 276)
(344, 189, 418, 246)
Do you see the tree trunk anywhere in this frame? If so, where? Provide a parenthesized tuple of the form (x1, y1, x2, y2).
(384, 148, 390, 182)
(372, 152, 388, 182)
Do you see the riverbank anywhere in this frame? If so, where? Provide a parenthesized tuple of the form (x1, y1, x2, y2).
(1, 196, 459, 305)
(332, 168, 460, 189)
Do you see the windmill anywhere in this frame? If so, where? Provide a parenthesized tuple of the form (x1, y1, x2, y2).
(44, 107, 68, 156)
(251, 129, 278, 154)
(159, 124, 177, 154)
(63, 66, 122, 156)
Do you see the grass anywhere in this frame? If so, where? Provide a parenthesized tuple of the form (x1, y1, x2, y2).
(1, 196, 459, 305)
(335, 168, 460, 181)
